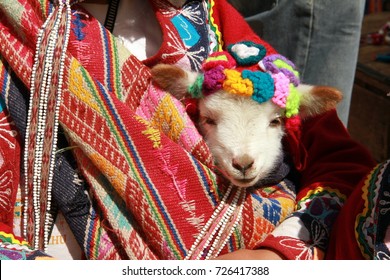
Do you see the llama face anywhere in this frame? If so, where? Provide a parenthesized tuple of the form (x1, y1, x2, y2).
(197, 91, 285, 188)
(150, 62, 342, 188)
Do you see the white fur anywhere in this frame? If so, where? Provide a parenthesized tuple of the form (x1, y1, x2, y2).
(197, 91, 284, 188)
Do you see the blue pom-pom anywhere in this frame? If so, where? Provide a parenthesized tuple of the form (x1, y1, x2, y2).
(242, 70, 274, 103)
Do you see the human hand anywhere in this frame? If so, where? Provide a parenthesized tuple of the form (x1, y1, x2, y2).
(214, 249, 284, 260)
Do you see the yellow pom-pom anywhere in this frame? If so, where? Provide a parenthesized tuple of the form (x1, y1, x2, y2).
(222, 69, 253, 96)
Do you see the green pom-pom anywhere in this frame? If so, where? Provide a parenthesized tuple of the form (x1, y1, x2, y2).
(285, 84, 300, 117)
(188, 74, 204, 98)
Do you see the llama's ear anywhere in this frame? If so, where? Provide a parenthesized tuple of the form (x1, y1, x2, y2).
(297, 84, 343, 118)
(151, 64, 198, 100)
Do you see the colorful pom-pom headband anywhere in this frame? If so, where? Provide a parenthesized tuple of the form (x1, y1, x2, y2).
(188, 41, 301, 118)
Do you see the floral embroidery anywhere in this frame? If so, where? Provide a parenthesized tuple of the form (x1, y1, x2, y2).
(278, 237, 316, 260)
(156, 0, 209, 71)
(161, 25, 206, 70)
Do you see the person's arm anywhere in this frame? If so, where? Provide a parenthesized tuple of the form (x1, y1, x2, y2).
(255, 111, 376, 259)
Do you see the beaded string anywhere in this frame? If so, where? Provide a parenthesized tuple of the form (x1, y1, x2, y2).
(204, 189, 244, 260)
(185, 186, 246, 260)
(185, 185, 233, 259)
(23, 0, 72, 251)
(44, 1, 72, 251)
(23, 7, 54, 248)
(35, 4, 63, 251)
(208, 193, 244, 259)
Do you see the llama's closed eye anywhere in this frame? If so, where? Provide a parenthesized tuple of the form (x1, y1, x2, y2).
(269, 116, 282, 127)
(202, 116, 217, 126)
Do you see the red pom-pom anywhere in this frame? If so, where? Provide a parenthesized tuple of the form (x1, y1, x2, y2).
(285, 115, 301, 134)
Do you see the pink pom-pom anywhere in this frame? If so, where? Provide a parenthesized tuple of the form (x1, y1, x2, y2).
(272, 72, 290, 108)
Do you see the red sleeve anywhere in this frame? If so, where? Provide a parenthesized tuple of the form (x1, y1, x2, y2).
(298, 110, 376, 198)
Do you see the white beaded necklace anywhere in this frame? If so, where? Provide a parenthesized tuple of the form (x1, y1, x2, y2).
(23, 0, 72, 251)
(185, 185, 246, 260)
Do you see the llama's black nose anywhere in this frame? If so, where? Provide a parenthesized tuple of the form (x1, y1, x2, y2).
(232, 155, 254, 175)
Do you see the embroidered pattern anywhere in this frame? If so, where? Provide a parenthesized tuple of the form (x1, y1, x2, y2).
(356, 160, 390, 259)
(207, 0, 223, 52)
(0, 170, 12, 213)
(156, 0, 209, 71)
(0, 115, 17, 149)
